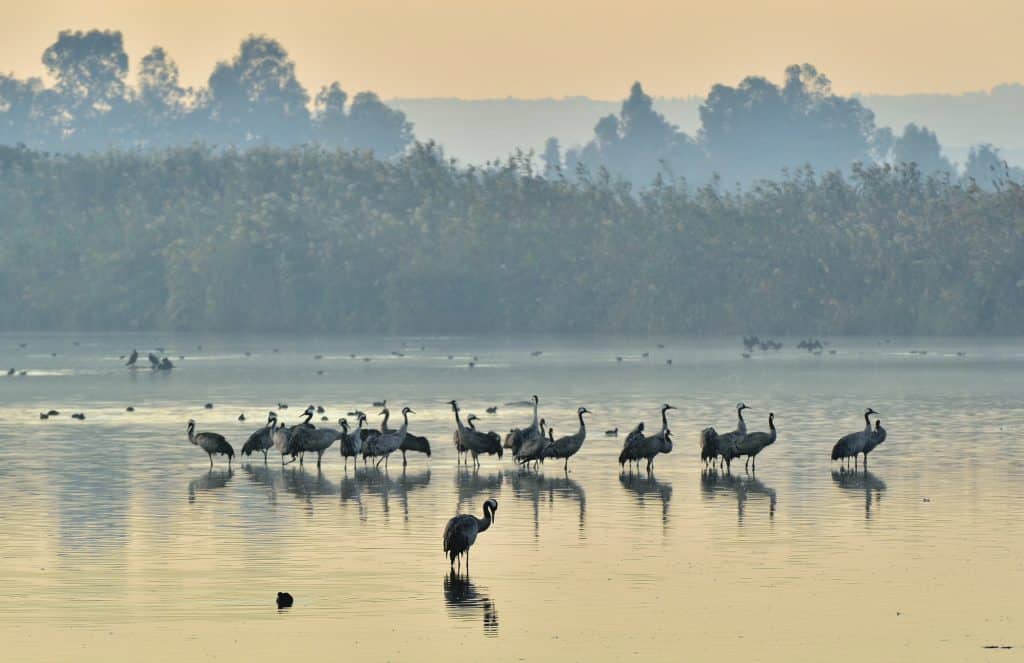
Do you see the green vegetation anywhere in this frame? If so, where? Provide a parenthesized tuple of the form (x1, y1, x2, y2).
(2, 143, 1022, 335)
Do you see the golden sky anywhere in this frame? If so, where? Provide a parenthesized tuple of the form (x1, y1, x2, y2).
(1, 0, 1021, 98)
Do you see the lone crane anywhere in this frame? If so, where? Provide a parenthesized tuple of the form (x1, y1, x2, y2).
(187, 419, 234, 468)
(443, 498, 498, 574)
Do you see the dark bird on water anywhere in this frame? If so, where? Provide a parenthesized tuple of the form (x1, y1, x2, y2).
(276, 592, 293, 609)
(734, 412, 777, 471)
(443, 498, 498, 573)
(832, 408, 879, 469)
(187, 419, 234, 468)
(241, 412, 277, 462)
(126, 349, 138, 367)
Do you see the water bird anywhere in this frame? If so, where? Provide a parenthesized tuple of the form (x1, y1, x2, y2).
(47, 409, 59, 416)
(542, 407, 590, 471)
(605, 427, 618, 436)
(71, 412, 86, 420)
(400, 433, 432, 466)
(39, 412, 49, 420)
(642, 352, 649, 358)
(276, 592, 293, 609)
(616, 356, 623, 362)
(530, 350, 543, 357)
(126, 406, 134, 412)
(451, 401, 501, 467)
(147, 352, 160, 368)
(204, 402, 214, 409)
(187, 419, 234, 468)
(486, 406, 498, 414)
(5, 368, 13, 376)
(338, 416, 365, 469)
(277, 402, 289, 410)
(618, 422, 645, 469)
(862, 419, 887, 468)
(666, 359, 672, 366)
(125, 349, 138, 366)
(443, 498, 498, 573)
(831, 408, 879, 469)
(300, 421, 342, 469)
(241, 412, 277, 461)
(505, 395, 542, 456)
(372, 399, 387, 408)
(238, 413, 246, 421)
(699, 402, 750, 470)
(366, 407, 414, 469)
(735, 412, 777, 471)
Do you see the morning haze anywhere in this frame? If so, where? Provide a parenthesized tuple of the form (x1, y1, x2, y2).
(1, 5, 1023, 662)
(2, 0, 1023, 97)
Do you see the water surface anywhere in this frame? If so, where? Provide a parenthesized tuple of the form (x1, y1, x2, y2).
(0, 334, 1021, 661)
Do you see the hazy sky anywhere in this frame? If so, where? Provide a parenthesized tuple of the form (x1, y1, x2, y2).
(2, 0, 1021, 99)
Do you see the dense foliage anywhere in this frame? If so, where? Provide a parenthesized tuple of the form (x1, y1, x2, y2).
(0, 30, 412, 157)
(2, 143, 1023, 335)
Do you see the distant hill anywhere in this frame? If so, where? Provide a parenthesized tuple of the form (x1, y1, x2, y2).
(390, 85, 1024, 168)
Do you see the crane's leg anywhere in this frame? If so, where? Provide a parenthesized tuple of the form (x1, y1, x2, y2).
(403, 450, 408, 467)
(317, 451, 323, 470)
(854, 455, 858, 471)
(863, 453, 868, 469)
(564, 458, 568, 473)
(752, 455, 756, 472)
(263, 450, 268, 464)
(745, 456, 750, 472)
(208, 452, 213, 469)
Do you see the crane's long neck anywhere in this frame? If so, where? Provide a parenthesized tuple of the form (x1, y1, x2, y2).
(382, 410, 391, 430)
(768, 415, 777, 442)
(477, 506, 493, 533)
(531, 401, 539, 430)
(187, 424, 196, 444)
(578, 411, 587, 435)
(399, 411, 410, 436)
(452, 406, 465, 432)
(863, 411, 872, 432)
(737, 408, 746, 434)
(661, 408, 670, 434)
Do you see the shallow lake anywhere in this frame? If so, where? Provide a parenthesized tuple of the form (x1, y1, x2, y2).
(0, 334, 1021, 661)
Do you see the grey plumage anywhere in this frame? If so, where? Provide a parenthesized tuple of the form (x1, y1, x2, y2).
(443, 498, 498, 573)
(735, 412, 777, 472)
(187, 419, 234, 468)
(366, 407, 414, 469)
(862, 419, 887, 467)
(699, 402, 750, 470)
(542, 407, 590, 471)
(832, 408, 879, 469)
(451, 401, 501, 467)
(619, 421, 646, 467)
(338, 416, 365, 469)
(241, 411, 277, 461)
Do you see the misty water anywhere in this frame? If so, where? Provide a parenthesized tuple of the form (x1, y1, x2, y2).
(0, 334, 1021, 661)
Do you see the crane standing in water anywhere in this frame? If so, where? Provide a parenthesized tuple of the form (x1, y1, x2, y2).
(187, 419, 234, 468)
(735, 412, 777, 472)
(832, 408, 879, 470)
(862, 419, 887, 468)
(443, 498, 498, 574)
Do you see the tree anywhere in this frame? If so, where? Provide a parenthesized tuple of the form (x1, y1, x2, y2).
(135, 47, 188, 147)
(890, 123, 953, 175)
(963, 143, 1024, 190)
(541, 137, 561, 178)
(699, 64, 877, 184)
(203, 35, 310, 145)
(346, 91, 413, 158)
(41, 29, 131, 149)
(312, 82, 348, 146)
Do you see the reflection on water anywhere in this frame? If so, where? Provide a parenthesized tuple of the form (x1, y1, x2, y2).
(188, 469, 234, 502)
(1, 334, 1023, 660)
(831, 469, 886, 519)
(444, 572, 499, 637)
(507, 469, 586, 537)
(700, 470, 777, 522)
(454, 467, 504, 510)
(619, 471, 673, 530)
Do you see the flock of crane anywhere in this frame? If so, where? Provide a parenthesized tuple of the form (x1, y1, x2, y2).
(185, 395, 889, 571)
(186, 395, 888, 474)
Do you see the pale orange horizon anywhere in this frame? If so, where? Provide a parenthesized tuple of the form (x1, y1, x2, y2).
(1, 0, 1021, 99)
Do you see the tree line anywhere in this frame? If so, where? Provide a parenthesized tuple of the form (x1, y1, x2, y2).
(2, 143, 1022, 335)
(0, 30, 412, 157)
